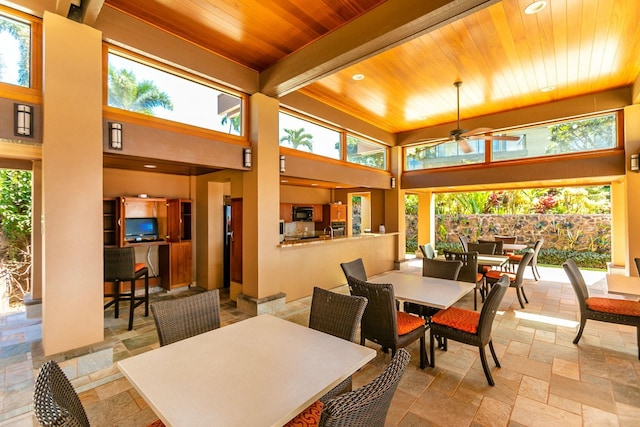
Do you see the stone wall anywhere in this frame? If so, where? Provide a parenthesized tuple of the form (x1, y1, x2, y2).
(406, 214, 611, 253)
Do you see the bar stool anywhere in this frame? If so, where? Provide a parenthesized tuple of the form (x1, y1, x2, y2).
(104, 247, 149, 330)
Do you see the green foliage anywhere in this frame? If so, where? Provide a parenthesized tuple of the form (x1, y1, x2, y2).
(545, 115, 616, 154)
(537, 248, 609, 269)
(221, 114, 241, 134)
(435, 186, 610, 215)
(0, 170, 32, 259)
(280, 128, 314, 152)
(108, 66, 174, 114)
(405, 194, 418, 215)
(0, 15, 30, 86)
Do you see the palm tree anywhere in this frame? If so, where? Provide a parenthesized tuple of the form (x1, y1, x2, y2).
(107, 66, 173, 115)
(280, 128, 313, 152)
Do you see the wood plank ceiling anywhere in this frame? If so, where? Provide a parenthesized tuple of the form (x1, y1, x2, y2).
(101, 0, 640, 139)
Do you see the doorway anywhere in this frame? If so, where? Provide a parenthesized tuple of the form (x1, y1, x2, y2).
(349, 192, 371, 235)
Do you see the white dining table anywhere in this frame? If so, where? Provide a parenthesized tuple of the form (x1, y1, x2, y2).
(369, 271, 475, 309)
(118, 314, 376, 427)
(502, 243, 528, 252)
(437, 254, 509, 267)
(605, 274, 640, 297)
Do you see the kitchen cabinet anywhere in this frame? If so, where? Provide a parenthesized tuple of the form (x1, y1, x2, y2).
(280, 203, 293, 222)
(160, 241, 193, 290)
(329, 204, 347, 222)
(313, 204, 323, 222)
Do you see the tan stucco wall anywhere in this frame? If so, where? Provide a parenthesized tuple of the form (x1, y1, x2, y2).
(624, 104, 640, 275)
(41, 13, 104, 355)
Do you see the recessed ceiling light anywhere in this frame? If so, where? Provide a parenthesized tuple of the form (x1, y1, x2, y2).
(352, 73, 365, 81)
(541, 85, 556, 92)
(524, 1, 547, 15)
(336, 186, 342, 189)
(281, 180, 288, 183)
(143, 164, 157, 169)
(311, 183, 318, 186)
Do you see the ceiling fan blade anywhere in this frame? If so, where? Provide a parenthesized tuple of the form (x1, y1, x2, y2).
(458, 139, 472, 153)
(461, 127, 494, 136)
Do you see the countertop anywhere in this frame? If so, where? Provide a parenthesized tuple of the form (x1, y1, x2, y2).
(279, 232, 398, 247)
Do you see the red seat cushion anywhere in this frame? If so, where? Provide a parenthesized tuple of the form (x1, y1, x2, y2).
(586, 297, 640, 317)
(485, 270, 515, 281)
(475, 273, 484, 283)
(508, 254, 523, 262)
(432, 306, 480, 334)
(147, 420, 166, 427)
(134, 262, 146, 272)
(284, 400, 323, 427)
(397, 311, 426, 335)
(481, 265, 492, 273)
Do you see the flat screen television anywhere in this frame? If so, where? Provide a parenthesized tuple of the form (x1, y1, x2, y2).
(125, 217, 159, 242)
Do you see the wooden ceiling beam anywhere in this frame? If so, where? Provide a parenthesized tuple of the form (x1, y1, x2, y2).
(259, 0, 499, 98)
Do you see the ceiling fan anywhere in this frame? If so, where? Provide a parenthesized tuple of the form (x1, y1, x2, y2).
(421, 81, 520, 153)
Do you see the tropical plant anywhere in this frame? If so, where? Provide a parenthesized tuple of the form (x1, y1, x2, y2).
(0, 14, 30, 86)
(280, 128, 314, 152)
(221, 114, 241, 135)
(107, 65, 174, 115)
(545, 115, 616, 154)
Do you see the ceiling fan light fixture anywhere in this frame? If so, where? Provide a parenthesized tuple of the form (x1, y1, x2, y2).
(524, 1, 547, 15)
(352, 73, 365, 81)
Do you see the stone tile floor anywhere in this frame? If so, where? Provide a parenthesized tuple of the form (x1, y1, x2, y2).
(1, 262, 639, 426)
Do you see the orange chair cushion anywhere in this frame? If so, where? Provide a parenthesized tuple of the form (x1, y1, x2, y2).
(431, 306, 480, 334)
(284, 400, 323, 427)
(485, 270, 515, 281)
(508, 254, 523, 262)
(397, 311, 426, 335)
(481, 265, 492, 273)
(475, 273, 484, 283)
(586, 297, 640, 317)
(134, 262, 146, 272)
(147, 420, 166, 427)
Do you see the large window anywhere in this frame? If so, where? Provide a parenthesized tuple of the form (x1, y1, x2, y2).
(493, 114, 617, 162)
(346, 134, 387, 170)
(107, 52, 243, 135)
(0, 12, 30, 87)
(279, 112, 340, 159)
(405, 113, 618, 171)
(405, 139, 485, 170)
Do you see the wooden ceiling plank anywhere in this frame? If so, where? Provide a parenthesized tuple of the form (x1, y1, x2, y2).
(259, 0, 501, 97)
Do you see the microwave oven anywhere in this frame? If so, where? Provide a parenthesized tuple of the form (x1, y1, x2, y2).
(293, 206, 313, 222)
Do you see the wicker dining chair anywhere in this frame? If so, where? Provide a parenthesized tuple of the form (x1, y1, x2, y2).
(458, 235, 469, 252)
(563, 259, 640, 359)
(429, 275, 510, 386)
(485, 248, 534, 309)
(347, 276, 427, 368)
(340, 258, 367, 282)
(443, 250, 485, 310)
(309, 287, 368, 402)
(403, 258, 463, 319)
(509, 238, 544, 280)
(104, 247, 149, 331)
(419, 243, 436, 259)
(34, 360, 90, 427)
(151, 290, 221, 346)
(285, 349, 410, 427)
(468, 242, 496, 255)
(478, 239, 504, 255)
(634, 257, 640, 275)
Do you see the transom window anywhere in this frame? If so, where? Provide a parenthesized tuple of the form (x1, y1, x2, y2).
(279, 112, 340, 159)
(107, 52, 243, 136)
(346, 134, 387, 170)
(0, 12, 30, 88)
(405, 113, 618, 171)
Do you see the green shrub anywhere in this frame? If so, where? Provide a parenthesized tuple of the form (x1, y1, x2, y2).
(537, 248, 609, 269)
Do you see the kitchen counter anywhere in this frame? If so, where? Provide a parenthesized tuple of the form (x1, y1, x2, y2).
(279, 232, 398, 247)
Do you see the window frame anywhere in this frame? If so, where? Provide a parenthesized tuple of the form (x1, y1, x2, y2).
(403, 111, 624, 173)
(104, 45, 248, 142)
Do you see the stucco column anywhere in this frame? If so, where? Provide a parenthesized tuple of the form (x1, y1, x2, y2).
(237, 93, 283, 313)
(417, 190, 434, 248)
(41, 13, 104, 355)
(624, 104, 640, 275)
(386, 145, 404, 261)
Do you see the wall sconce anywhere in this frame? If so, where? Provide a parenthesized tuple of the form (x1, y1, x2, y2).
(279, 154, 286, 173)
(109, 122, 123, 150)
(243, 147, 252, 168)
(390, 177, 396, 189)
(14, 104, 33, 137)
(631, 153, 639, 172)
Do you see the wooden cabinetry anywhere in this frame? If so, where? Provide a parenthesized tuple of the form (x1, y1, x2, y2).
(329, 204, 347, 222)
(280, 203, 293, 222)
(312, 204, 323, 222)
(102, 196, 193, 290)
